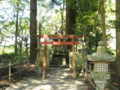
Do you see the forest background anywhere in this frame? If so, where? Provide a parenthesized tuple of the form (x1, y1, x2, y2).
(0, 0, 120, 81)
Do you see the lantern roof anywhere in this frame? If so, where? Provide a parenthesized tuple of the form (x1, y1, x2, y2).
(87, 41, 115, 61)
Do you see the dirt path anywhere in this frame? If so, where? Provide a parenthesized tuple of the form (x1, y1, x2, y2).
(5, 66, 89, 90)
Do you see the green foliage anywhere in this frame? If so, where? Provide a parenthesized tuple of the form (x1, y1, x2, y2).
(88, 31, 102, 54)
(107, 47, 115, 55)
(66, 0, 77, 9)
(0, 0, 30, 46)
(75, 0, 102, 54)
(0, 52, 28, 65)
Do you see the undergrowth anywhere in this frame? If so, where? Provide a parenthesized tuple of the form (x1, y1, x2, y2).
(0, 52, 28, 65)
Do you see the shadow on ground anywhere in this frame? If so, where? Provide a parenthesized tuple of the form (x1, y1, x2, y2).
(5, 66, 95, 90)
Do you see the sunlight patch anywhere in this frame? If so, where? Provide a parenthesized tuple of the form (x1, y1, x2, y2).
(33, 85, 52, 90)
(74, 81, 84, 85)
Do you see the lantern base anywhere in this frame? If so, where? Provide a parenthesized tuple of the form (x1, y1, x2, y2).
(95, 80, 107, 90)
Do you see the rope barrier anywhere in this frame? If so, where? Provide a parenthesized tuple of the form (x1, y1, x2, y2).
(85, 76, 97, 89)
(0, 61, 29, 80)
(82, 64, 97, 89)
(1, 68, 28, 79)
(0, 61, 29, 69)
(107, 82, 119, 90)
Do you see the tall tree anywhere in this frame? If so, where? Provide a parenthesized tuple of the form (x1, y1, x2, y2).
(66, 0, 76, 35)
(60, 1, 64, 34)
(116, 0, 120, 78)
(100, 0, 107, 50)
(65, 0, 77, 64)
(30, 0, 37, 63)
(15, 0, 20, 54)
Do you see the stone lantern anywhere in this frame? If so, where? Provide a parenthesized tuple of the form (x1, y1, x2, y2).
(87, 41, 115, 90)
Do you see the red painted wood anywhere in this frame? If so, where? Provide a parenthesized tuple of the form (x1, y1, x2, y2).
(36, 35, 83, 38)
(40, 42, 80, 45)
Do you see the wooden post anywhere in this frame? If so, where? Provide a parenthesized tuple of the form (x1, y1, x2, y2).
(9, 60, 11, 81)
(42, 37, 47, 79)
(58, 38, 61, 51)
(72, 38, 76, 79)
(58, 38, 61, 42)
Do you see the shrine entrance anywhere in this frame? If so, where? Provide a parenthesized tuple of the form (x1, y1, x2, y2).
(36, 35, 83, 79)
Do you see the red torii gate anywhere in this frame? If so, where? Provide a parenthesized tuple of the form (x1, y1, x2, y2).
(36, 35, 83, 79)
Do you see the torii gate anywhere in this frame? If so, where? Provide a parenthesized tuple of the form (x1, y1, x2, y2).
(36, 35, 83, 79)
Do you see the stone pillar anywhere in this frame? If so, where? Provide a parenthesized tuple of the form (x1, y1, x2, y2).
(95, 80, 107, 90)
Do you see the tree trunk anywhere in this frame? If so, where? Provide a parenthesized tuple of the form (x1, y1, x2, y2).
(65, 0, 77, 64)
(66, 0, 76, 35)
(60, 0, 64, 34)
(116, 0, 120, 78)
(30, 0, 37, 63)
(15, 4, 19, 55)
(38, 22, 42, 45)
(19, 40, 22, 55)
(66, 0, 77, 50)
(100, 0, 107, 50)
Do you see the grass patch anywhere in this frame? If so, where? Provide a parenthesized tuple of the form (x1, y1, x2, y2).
(0, 52, 28, 65)
(0, 45, 14, 55)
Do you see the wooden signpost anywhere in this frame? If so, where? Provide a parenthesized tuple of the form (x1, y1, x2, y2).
(37, 35, 83, 79)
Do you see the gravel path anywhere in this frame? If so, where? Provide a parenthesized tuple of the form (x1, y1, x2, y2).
(6, 66, 88, 90)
